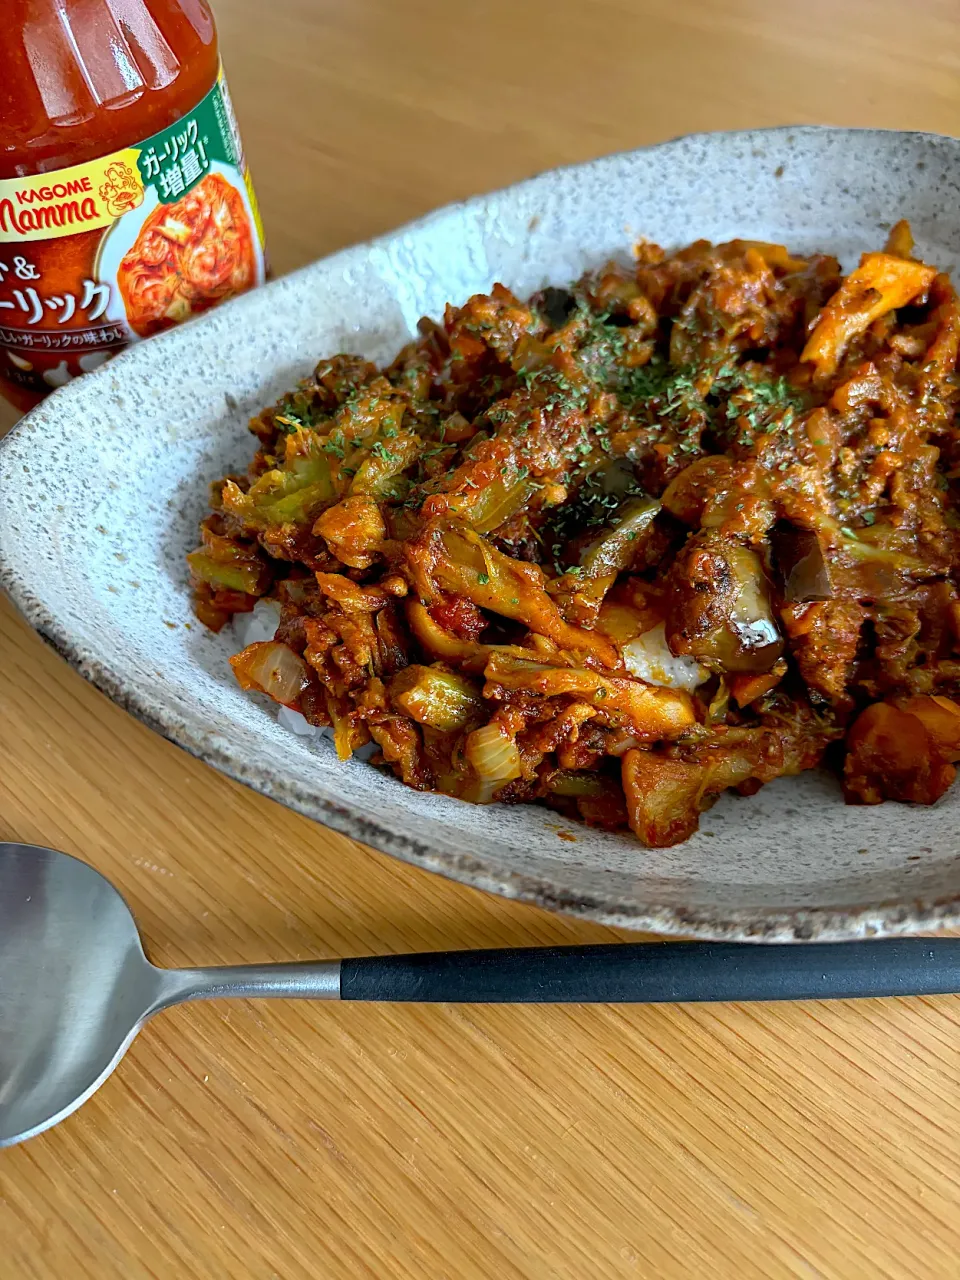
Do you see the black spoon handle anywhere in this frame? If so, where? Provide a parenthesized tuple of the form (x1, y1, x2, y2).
(339, 940, 960, 1004)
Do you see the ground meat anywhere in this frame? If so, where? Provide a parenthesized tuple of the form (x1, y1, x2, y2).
(194, 226, 960, 845)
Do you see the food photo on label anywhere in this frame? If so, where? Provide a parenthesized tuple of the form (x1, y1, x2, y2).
(0, 0, 265, 411)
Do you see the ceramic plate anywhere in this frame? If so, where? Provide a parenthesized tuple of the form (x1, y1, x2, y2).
(4, 126, 960, 941)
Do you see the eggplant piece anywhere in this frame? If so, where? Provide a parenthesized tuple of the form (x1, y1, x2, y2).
(771, 522, 834, 602)
(666, 532, 784, 674)
(536, 286, 578, 329)
(661, 456, 734, 526)
(773, 521, 939, 605)
(600, 456, 642, 498)
(579, 497, 662, 578)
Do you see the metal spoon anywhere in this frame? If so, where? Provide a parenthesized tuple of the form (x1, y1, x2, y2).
(2, 840, 959, 1148)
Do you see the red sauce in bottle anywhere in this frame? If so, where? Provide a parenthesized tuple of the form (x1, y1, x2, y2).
(0, 1, 265, 410)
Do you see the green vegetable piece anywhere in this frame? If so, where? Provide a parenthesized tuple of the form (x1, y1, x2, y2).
(390, 666, 484, 732)
(350, 430, 422, 499)
(455, 475, 538, 535)
(225, 428, 336, 530)
(547, 771, 619, 799)
(187, 551, 266, 595)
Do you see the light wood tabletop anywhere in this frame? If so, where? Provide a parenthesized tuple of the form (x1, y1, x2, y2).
(2, 1, 960, 1276)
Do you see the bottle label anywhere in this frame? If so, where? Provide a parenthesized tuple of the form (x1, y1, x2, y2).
(0, 68, 266, 398)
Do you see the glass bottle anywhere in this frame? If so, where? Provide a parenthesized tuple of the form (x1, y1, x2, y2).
(0, 0, 266, 410)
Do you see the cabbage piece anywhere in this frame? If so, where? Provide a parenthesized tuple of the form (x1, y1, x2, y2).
(407, 521, 619, 666)
(622, 623, 708, 691)
(802, 253, 937, 378)
(186, 550, 269, 595)
(462, 721, 523, 803)
(349, 429, 422, 499)
(314, 495, 386, 569)
(483, 652, 696, 739)
(546, 770, 619, 798)
(230, 641, 310, 708)
(390, 666, 484, 731)
(223, 427, 336, 531)
(448, 474, 538, 535)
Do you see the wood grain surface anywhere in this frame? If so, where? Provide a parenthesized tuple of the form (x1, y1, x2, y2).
(2, 1, 960, 1275)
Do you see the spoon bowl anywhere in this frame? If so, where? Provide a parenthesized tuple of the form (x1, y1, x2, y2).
(0, 843, 165, 1146)
(0, 842, 341, 1147)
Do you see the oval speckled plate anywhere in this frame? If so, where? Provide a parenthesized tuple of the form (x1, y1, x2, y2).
(3, 126, 960, 942)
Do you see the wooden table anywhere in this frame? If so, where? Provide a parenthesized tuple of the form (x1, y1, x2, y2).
(2, 1, 960, 1275)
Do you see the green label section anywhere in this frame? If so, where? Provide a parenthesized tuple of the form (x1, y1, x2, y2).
(135, 76, 240, 204)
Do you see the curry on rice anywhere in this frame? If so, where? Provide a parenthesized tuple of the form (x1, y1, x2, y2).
(189, 221, 960, 846)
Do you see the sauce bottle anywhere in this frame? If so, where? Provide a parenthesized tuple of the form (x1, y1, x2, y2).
(0, 0, 266, 411)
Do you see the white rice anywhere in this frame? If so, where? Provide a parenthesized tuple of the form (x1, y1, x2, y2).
(622, 621, 708, 692)
(232, 598, 282, 648)
(277, 704, 323, 739)
(231, 600, 378, 756)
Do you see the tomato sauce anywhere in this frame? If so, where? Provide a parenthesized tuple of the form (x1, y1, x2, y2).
(197, 225, 960, 845)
